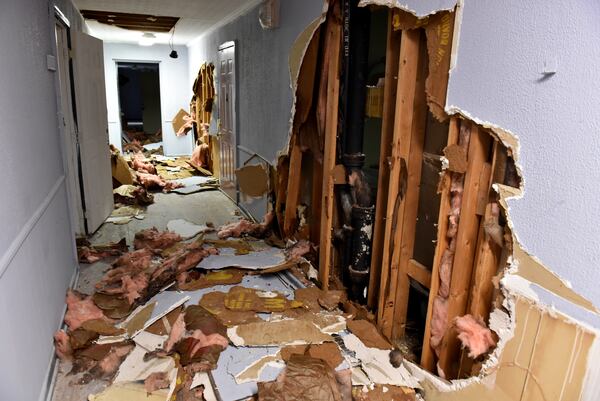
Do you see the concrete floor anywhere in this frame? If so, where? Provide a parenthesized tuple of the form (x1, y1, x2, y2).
(49, 188, 242, 401)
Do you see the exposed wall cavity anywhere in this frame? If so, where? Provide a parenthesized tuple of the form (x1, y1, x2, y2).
(283, 0, 600, 398)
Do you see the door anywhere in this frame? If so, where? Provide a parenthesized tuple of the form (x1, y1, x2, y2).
(55, 21, 85, 235)
(218, 42, 237, 201)
(72, 31, 114, 233)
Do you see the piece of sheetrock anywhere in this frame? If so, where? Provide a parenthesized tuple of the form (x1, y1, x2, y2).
(236, 164, 269, 197)
(133, 331, 167, 352)
(235, 353, 284, 384)
(172, 185, 217, 195)
(198, 247, 287, 271)
(167, 219, 211, 239)
(190, 372, 218, 401)
(228, 319, 332, 346)
(213, 346, 281, 400)
(172, 175, 216, 188)
(342, 333, 421, 388)
(143, 142, 163, 151)
(114, 345, 175, 383)
(121, 291, 189, 337)
(88, 382, 169, 401)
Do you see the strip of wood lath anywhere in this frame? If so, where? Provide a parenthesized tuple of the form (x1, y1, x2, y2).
(80, 10, 179, 33)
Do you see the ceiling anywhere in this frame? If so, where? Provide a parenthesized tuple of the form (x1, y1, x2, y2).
(73, 0, 261, 45)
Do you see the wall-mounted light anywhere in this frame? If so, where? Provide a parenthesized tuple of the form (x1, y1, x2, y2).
(139, 32, 156, 46)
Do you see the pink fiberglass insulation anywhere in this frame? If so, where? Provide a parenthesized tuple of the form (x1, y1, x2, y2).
(54, 330, 73, 360)
(65, 290, 109, 331)
(430, 296, 448, 350)
(430, 124, 471, 357)
(132, 152, 156, 174)
(144, 372, 171, 394)
(190, 142, 210, 169)
(217, 211, 274, 239)
(454, 314, 496, 358)
(188, 329, 229, 357)
(286, 240, 312, 261)
(98, 343, 135, 376)
(121, 274, 149, 304)
(134, 228, 182, 251)
(136, 172, 183, 192)
(164, 312, 186, 352)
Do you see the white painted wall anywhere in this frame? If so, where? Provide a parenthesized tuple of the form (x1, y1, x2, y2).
(446, 0, 600, 314)
(187, 0, 323, 217)
(103, 43, 193, 156)
(0, 0, 82, 400)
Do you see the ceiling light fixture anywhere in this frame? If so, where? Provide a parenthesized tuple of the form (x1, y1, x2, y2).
(168, 25, 178, 58)
(139, 32, 156, 46)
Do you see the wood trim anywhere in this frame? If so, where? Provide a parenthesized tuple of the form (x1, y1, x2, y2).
(438, 123, 493, 378)
(367, 13, 402, 308)
(420, 117, 460, 371)
(376, 28, 424, 339)
(317, 15, 342, 289)
(406, 259, 432, 288)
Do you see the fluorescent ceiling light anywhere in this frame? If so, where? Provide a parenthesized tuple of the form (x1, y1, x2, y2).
(139, 32, 156, 46)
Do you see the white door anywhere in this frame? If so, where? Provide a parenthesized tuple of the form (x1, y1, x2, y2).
(55, 22, 85, 235)
(72, 31, 114, 233)
(218, 42, 237, 201)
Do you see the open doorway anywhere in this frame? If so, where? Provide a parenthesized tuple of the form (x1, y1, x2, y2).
(117, 62, 162, 150)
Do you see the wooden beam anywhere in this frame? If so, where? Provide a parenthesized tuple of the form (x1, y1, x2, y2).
(438, 123, 493, 378)
(275, 156, 290, 237)
(367, 12, 402, 309)
(391, 32, 429, 340)
(318, 13, 342, 289)
(283, 137, 303, 237)
(406, 259, 432, 289)
(420, 117, 460, 371)
(310, 154, 323, 244)
(376, 29, 425, 339)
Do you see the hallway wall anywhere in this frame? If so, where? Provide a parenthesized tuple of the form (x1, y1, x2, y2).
(103, 43, 193, 156)
(187, 0, 324, 217)
(0, 0, 83, 400)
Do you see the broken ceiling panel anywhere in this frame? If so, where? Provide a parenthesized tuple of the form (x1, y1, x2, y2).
(358, 0, 457, 17)
(80, 10, 179, 33)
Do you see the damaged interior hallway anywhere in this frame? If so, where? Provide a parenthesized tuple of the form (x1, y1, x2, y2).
(3, 0, 600, 401)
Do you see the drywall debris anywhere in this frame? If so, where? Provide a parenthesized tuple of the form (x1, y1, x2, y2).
(88, 382, 171, 401)
(172, 108, 193, 136)
(343, 334, 421, 388)
(77, 238, 127, 264)
(235, 353, 283, 384)
(166, 219, 212, 239)
(114, 344, 175, 383)
(257, 354, 345, 401)
(197, 245, 287, 271)
(178, 268, 245, 291)
(347, 319, 392, 350)
(281, 343, 344, 370)
(190, 372, 218, 401)
(227, 319, 333, 346)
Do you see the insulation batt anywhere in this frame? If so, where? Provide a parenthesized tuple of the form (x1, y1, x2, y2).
(188, 329, 229, 356)
(164, 312, 186, 352)
(98, 343, 134, 376)
(217, 211, 274, 239)
(429, 125, 471, 356)
(64, 290, 109, 331)
(286, 240, 312, 261)
(134, 228, 182, 251)
(454, 314, 496, 358)
(132, 152, 157, 174)
(144, 372, 171, 394)
(190, 142, 210, 169)
(123, 139, 143, 153)
(54, 330, 73, 361)
(136, 172, 183, 192)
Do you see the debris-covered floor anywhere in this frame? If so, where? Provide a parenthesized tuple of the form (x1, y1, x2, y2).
(50, 185, 421, 401)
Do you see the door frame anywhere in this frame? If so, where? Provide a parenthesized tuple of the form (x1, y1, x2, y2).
(217, 40, 238, 202)
(53, 7, 86, 236)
